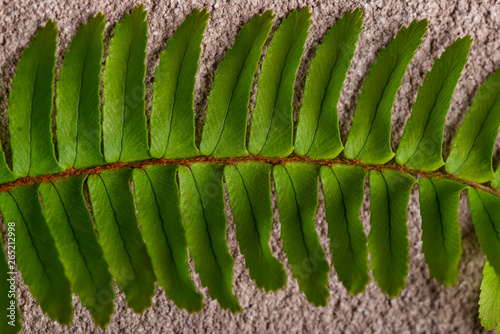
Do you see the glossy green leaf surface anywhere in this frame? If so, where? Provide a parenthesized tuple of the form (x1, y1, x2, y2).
(368, 169, 416, 297)
(295, 9, 363, 159)
(479, 260, 500, 331)
(56, 14, 106, 169)
(178, 163, 241, 312)
(320, 164, 369, 294)
(8, 20, 63, 177)
(248, 8, 311, 157)
(132, 165, 203, 312)
(344, 19, 428, 164)
(150, 9, 209, 159)
(418, 177, 467, 287)
(273, 162, 330, 306)
(396, 37, 471, 171)
(102, 5, 150, 163)
(87, 169, 156, 313)
(224, 161, 286, 292)
(446, 68, 500, 182)
(200, 11, 274, 157)
(0, 184, 72, 324)
(40, 176, 115, 327)
(468, 188, 500, 276)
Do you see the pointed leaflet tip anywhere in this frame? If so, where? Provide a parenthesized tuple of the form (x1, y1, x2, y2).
(344, 18, 427, 165)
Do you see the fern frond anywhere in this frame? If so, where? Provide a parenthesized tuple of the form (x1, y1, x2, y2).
(1, 5, 500, 332)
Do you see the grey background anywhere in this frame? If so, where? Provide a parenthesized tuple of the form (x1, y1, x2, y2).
(0, 0, 499, 333)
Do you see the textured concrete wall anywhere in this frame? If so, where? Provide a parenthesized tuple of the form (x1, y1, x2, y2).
(0, 0, 499, 333)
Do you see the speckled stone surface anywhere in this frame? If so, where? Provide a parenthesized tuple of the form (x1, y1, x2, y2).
(0, 0, 499, 333)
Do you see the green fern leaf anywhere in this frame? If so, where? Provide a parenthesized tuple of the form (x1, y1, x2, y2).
(0, 235, 21, 334)
(468, 188, 500, 276)
(87, 169, 156, 313)
(178, 163, 241, 312)
(344, 19, 428, 164)
(103, 5, 150, 163)
(248, 8, 311, 157)
(369, 169, 416, 297)
(446, 68, 500, 183)
(396, 37, 471, 171)
(0, 145, 15, 184)
(0, 184, 73, 324)
(224, 161, 286, 292)
(200, 10, 274, 157)
(39, 176, 115, 327)
(418, 177, 467, 287)
(479, 260, 500, 331)
(8, 20, 63, 177)
(150, 9, 209, 159)
(2, 5, 500, 330)
(320, 164, 369, 295)
(273, 162, 330, 306)
(132, 165, 203, 312)
(492, 166, 500, 189)
(295, 9, 363, 159)
(56, 13, 106, 169)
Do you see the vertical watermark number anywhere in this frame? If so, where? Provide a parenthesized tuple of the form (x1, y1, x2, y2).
(6, 221, 16, 327)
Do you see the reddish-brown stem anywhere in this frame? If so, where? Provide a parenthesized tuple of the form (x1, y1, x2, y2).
(0, 154, 498, 196)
